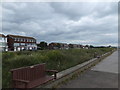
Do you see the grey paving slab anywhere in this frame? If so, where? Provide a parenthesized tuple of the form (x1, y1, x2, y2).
(60, 70, 118, 88)
(59, 51, 118, 88)
(91, 51, 118, 73)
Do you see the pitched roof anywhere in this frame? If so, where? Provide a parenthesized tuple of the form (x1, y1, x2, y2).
(0, 34, 6, 37)
(7, 34, 36, 39)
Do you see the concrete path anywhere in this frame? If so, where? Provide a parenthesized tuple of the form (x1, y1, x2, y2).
(60, 51, 118, 88)
(91, 51, 118, 73)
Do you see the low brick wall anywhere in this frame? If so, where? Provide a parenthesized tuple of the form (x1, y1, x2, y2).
(37, 50, 115, 88)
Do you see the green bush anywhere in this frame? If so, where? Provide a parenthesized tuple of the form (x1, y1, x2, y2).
(2, 48, 114, 88)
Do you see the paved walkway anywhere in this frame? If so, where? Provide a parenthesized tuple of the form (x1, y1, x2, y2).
(60, 51, 118, 88)
(91, 51, 118, 73)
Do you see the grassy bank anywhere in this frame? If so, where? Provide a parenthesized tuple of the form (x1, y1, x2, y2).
(2, 48, 114, 88)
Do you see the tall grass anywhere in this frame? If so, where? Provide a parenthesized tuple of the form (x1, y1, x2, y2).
(2, 48, 114, 88)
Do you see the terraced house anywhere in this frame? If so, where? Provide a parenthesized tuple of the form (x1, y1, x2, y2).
(7, 35, 37, 51)
(0, 34, 8, 51)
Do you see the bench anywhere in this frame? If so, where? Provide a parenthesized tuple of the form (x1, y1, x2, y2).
(10, 63, 58, 88)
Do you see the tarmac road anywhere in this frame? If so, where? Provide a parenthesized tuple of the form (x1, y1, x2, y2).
(60, 50, 118, 88)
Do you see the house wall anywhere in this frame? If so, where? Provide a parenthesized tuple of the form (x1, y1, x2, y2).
(7, 35, 37, 51)
(0, 35, 8, 51)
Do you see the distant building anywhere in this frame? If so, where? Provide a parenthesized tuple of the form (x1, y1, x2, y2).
(72, 44, 79, 48)
(83, 45, 89, 49)
(7, 34, 37, 51)
(69, 44, 83, 49)
(59, 43, 69, 49)
(48, 43, 60, 49)
(0, 34, 8, 51)
(49, 42, 69, 50)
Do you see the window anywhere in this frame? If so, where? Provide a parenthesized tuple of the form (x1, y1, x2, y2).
(22, 38, 24, 42)
(21, 43, 25, 45)
(19, 38, 21, 41)
(3, 43, 7, 46)
(15, 38, 18, 41)
(18, 38, 19, 41)
(25, 43, 27, 46)
(14, 43, 20, 46)
(16, 38, 18, 41)
(24, 39, 26, 42)
(16, 38, 17, 41)
(2, 37, 5, 41)
(0, 42, 7, 47)
(5, 38, 7, 42)
(32, 40, 34, 42)
(20, 38, 22, 42)
(32, 43, 35, 45)
(0, 42, 2, 46)
(26, 43, 30, 45)
(14, 38, 16, 41)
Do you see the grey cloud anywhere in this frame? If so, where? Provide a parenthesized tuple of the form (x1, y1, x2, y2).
(50, 2, 98, 20)
(93, 2, 118, 18)
(2, 2, 118, 46)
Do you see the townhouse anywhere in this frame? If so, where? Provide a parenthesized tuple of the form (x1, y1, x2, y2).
(0, 34, 8, 51)
(7, 34, 37, 51)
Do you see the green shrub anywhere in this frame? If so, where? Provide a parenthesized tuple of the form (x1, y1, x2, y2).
(2, 48, 114, 88)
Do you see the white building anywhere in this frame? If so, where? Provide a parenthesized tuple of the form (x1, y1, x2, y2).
(0, 34, 8, 51)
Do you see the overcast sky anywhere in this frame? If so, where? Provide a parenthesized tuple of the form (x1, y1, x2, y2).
(1, 2, 118, 46)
